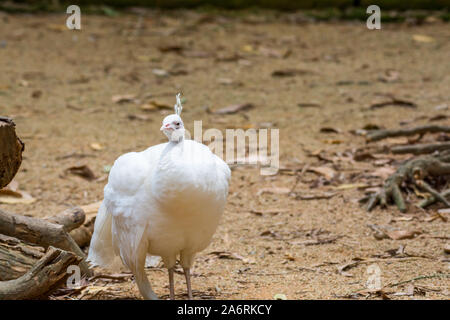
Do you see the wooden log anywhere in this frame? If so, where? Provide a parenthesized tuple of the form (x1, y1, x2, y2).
(0, 209, 92, 276)
(0, 234, 44, 281)
(45, 207, 86, 232)
(69, 201, 101, 248)
(0, 117, 24, 189)
(70, 219, 95, 248)
(0, 246, 81, 299)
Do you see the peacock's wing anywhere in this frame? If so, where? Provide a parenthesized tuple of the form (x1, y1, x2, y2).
(88, 144, 165, 271)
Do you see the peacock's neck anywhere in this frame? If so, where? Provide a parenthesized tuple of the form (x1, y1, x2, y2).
(167, 129, 185, 143)
(160, 139, 185, 166)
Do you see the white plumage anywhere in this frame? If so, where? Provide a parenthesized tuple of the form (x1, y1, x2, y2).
(87, 94, 230, 299)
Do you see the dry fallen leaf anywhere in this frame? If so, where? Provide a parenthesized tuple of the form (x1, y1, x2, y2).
(128, 114, 153, 121)
(353, 151, 377, 161)
(158, 43, 184, 53)
(378, 69, 400, 83)
(335, 183, 368, 190)
(412, 34, 435, 43)
(258, 47, 291, 59)
(250, 208, 288, 216)
(0, 188, 36, 204)
(272, 69, 314, 77)
(208, 251, 255, 264)
(140, 101, 172, 112)
(322, 139, 343, 144)
(273, 293, 287, 300)
(386, 229, 421, 240)
(215, 52, 241, 62)
(112, 94, 136, 104)
(320, 127, 341, 134)
(298, 102, 322, 108)
(256, 187, 291, 196)
(31, 90, 42, 99)
(152, 68, 169, 77)
(214, 103, 254, 115)
(89, 143, 104, 151)
(308, 166, 336, 180)
(217, 78, 243, 86)
(65, 165, 96, 181)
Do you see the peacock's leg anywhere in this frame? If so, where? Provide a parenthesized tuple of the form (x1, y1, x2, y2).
(183, 267, 193, 300)
(168, 267, 175, 300)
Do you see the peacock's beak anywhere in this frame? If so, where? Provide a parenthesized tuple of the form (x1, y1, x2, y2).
(160, 124, 174, 131)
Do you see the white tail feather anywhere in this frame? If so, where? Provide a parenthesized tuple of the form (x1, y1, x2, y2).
(87, 201, 123, 271)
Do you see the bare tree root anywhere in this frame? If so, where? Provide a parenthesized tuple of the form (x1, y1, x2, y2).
(366, 125, 450, 142)
(419, 189, 450, 208)
(367, 153, 450, 212)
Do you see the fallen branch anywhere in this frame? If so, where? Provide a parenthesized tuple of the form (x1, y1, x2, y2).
(69, 202, 99, 248)
(0, 246, 81, 299)
(366, 125, 450, 142)
(69, 217, 95, 248)
(0, 234, 44, 281)
(45, 207, 85, 232)
(0, 209, 91, 275)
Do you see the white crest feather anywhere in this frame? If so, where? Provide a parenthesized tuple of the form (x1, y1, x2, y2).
(174, 93, 183, 115)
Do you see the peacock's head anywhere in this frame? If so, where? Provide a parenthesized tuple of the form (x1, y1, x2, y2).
(160, 93, 185, 142)
(160, 114, 184, 142)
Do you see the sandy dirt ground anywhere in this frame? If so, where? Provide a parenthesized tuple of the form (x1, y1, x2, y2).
(0, 10, 449, 299)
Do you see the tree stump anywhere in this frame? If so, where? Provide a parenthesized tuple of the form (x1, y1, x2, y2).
(0, 117, 24, 189)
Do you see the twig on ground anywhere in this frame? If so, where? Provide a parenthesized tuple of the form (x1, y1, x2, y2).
(391, 142, 450, 155)
(366, 125, 450, 142)
(387, 273, 450, 288)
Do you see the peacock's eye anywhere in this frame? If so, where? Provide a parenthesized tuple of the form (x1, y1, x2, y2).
(175, 122, 180, 126)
